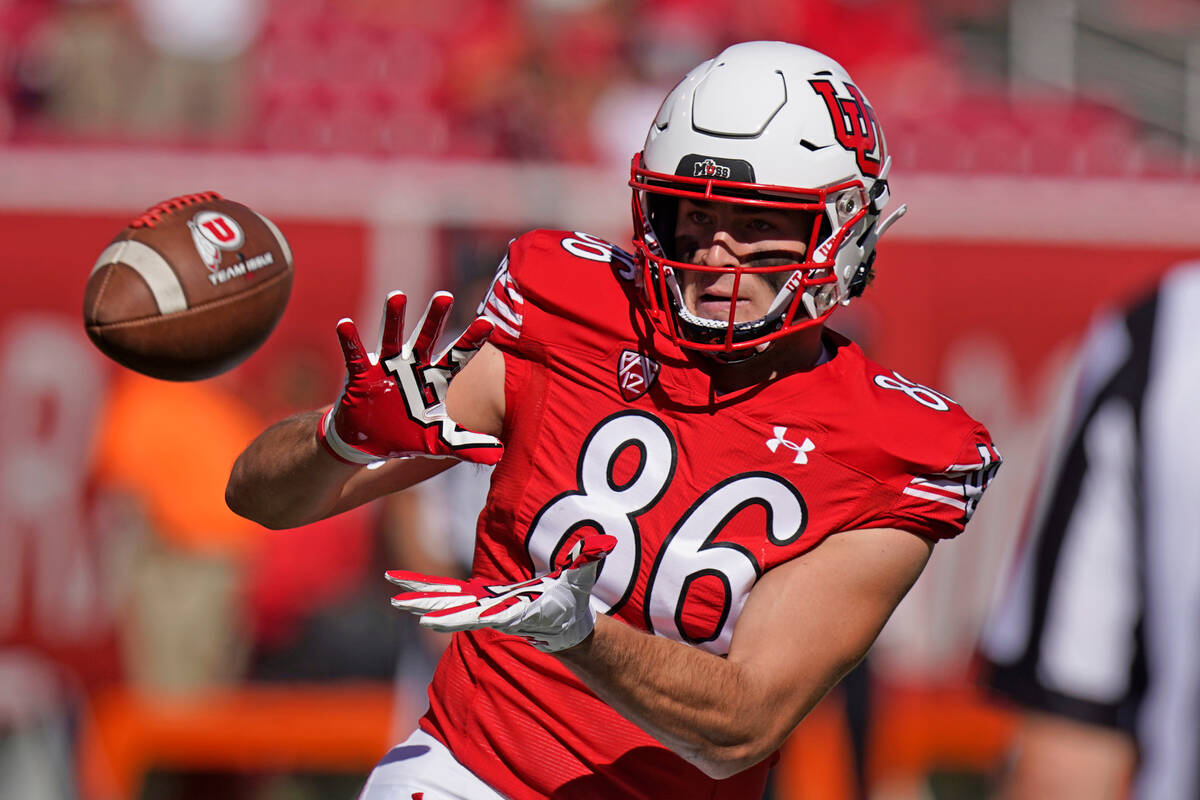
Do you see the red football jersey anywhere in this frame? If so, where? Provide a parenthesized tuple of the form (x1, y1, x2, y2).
(419, 230, 1000, 798)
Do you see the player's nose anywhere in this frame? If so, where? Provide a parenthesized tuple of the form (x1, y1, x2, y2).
(695, 230, 745, 267)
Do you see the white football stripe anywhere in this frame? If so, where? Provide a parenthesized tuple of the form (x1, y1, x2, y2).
(253, 210, 293, 267)
(91, 240, 187, 314)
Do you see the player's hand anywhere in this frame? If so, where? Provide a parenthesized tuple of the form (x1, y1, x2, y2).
(387, 534, 617, 652)
(318, 291, 503, 465)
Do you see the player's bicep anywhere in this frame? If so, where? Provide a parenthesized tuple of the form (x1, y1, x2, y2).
(445, 341, 505, 438)
(727, 528, 932, 735)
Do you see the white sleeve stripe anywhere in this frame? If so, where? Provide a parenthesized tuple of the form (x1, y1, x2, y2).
(910, 475, 973, 490)
(478, 251, 525, 339)
(496, 274, 525, 305)
(902, 486, 968, 510)
(947, 461, 997, 472)
(484, 292, 523, 327)
(906, 476, 984, 503)
(948, 447, 998, 473)
(483, 309, 520, 339)
(499, 275, 524, 304)
(905, 441, 1001, 522)
(476, 254, 510, 315)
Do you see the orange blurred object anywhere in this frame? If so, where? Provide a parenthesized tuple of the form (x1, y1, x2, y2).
(773, 680, 1017, 799)
(773, 694, 859, 800)
(90, 371, 264, 556)
(78, 682, 397, 800)
(868, 680, 1017, 791)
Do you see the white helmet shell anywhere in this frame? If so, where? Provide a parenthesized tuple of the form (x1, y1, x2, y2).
(645, 41, 886, 192)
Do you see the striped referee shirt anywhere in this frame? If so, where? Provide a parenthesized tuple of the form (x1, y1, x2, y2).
(980, 264, 1200, 800)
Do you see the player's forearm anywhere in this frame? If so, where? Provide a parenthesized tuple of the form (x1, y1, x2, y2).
(225, 410, 359, 529)
(555, 616, 830, 779)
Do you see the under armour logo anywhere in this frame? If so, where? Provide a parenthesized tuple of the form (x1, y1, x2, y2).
(766, 426, 815, 465)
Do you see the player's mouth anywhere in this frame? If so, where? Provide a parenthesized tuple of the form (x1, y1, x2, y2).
(694, 291, 754, 322)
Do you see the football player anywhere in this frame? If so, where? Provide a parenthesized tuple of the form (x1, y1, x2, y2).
(227, 41, 1001, 799)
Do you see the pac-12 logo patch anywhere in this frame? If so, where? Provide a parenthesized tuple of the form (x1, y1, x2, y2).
(809, 79, 884, 178)
(188, 211, 245, 271)
(617, 350, 660, 401)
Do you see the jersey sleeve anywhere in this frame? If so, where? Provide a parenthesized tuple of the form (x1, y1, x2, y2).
(875, 423, 1003, 540)
(477, 238, 526, 352)
(474, 229, 637, 358)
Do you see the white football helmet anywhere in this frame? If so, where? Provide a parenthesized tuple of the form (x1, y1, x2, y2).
(630, 40, 906, 354)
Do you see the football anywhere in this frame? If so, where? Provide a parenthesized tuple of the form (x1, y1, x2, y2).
(83, 192, 294, 381)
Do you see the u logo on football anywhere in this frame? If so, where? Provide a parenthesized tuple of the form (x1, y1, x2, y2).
(189, 211, 245, 271)
(192, 211, 245, 249)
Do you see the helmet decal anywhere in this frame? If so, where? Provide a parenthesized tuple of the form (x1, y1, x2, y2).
(678, 154, 755, 182)
(693, 159, 730, 178)
(808, 79, 885, 178)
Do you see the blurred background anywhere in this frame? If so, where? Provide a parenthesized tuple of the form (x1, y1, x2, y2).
(1, 0, 1198, 798)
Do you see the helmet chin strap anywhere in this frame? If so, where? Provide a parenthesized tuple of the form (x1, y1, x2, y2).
(708, 328, 830, 366)
(708, 347, 765, 364)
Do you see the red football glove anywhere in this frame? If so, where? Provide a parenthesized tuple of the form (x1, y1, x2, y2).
(318, 291, 503, 465)
(386, 534, 617, 652)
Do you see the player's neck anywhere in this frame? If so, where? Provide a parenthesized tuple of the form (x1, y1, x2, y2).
(703, 326, 827, 394)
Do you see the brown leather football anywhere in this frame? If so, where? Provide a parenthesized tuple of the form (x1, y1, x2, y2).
(83, 192, 294, 381)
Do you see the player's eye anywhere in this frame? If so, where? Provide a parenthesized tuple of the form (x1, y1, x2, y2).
(687, 209, 712, 226)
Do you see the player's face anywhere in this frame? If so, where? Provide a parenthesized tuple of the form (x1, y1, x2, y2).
(673, 198, 811, 324)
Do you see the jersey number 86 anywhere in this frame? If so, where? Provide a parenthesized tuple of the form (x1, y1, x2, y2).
(524, 411, 807, 654)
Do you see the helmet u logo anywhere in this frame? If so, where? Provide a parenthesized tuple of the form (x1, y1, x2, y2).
(809, 80, 884, 178)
